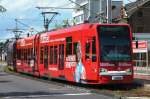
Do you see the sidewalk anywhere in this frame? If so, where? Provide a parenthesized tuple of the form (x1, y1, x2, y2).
(134, 66, 150, 81)
(134, 73, 150, 81)
(134, 73, 150, 85)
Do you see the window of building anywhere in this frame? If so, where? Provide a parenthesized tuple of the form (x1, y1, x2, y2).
(137, 11, 143, 17)
(74, 14, 84, 24)
(136, 26, 144, 33)
(112, 5, 116, 10)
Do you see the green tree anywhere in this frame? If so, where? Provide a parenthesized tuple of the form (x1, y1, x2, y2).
(0, 0, 6, 13)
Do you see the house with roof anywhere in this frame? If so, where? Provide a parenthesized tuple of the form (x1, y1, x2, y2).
(126, 0, 150, 33)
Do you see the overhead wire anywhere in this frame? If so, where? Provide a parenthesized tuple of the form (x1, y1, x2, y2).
(16, 19, 39, 33)
(127, 0, 135, 3)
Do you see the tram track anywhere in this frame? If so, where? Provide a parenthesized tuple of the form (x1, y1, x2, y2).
(4, 67, 119, 98)
(4, 66, 150, 99)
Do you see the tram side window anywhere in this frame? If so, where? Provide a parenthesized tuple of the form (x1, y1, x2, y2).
(34, 47, 37, 60)
(44, 46, 48, 68)
(54, 46, 58, 64)
(31, 47, 32, 59)
(20, 49, 22, 60)
(49, 46, 53, 64)
(66, 37, 72, 56)
(23, 49, 25, 60)
(23, 49, 24, 60)
(73, 42, 78, 55)
(17, 49, 18, 59)
(73, 42, 78, 61)
(16, 49, 18, 59)
(19, 49, 21, 59)
(85, 42, 90, 59)
(44, 46, 48, 60)
(29, 48, 31, 60)
(24, 49, 26, 61)
(21, 49, 23, 60)
(25, 49, 27, 62)
(92, 37, 96, 62)
(27, 49, 30, 64)
(22, 49, 23, 60)
(40, 47, 43, 64)
(24, 49, 26, 62)
(18, 49, 21, 59)
(16, 50, 17, 59)
(28, 49, 30, 60)
(22, 49, 24, 61)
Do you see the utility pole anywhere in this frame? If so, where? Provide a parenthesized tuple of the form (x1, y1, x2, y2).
(36, 7, 59, 31)
(106, 0, 112, 23)
(41, 11, 59, 31)
(37, 6, 76, 28)
(7, 19, 25, 39)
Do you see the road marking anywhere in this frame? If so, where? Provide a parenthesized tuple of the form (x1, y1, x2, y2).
(4, 93, 92, 98)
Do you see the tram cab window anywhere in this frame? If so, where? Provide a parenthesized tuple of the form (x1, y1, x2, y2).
(92, 37, 96, 62)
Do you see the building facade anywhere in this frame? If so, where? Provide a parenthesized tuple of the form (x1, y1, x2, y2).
(126, 0, 150, 67)
(73, 0, 123, 24)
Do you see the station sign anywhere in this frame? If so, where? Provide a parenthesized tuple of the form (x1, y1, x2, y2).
(132, 40, 148, 53)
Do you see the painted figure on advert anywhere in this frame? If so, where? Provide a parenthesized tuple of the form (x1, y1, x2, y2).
(75, 42, 86, 83)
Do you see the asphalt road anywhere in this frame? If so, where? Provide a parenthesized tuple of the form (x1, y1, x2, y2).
(0, 63, 115, 99)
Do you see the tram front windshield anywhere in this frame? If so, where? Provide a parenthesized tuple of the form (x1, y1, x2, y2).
(97, 26, 132, 62)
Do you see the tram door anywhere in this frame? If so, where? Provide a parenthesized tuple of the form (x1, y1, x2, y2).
(58, 44, 64, 77)
(84, 37, 98, 80)
(44, 46, 48, 69)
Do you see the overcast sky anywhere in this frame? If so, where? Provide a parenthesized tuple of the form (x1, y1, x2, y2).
(0, 0, 136, 41)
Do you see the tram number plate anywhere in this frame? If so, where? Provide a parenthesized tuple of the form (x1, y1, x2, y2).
(112, 76, 123, 80)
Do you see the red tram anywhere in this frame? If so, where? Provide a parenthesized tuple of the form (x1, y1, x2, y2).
(15, 24, 133, 84)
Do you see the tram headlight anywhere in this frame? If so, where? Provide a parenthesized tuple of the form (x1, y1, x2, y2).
(100, 68, 108, 75)
(126, 68, 132, 75)
(100, 68, 108, 73)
